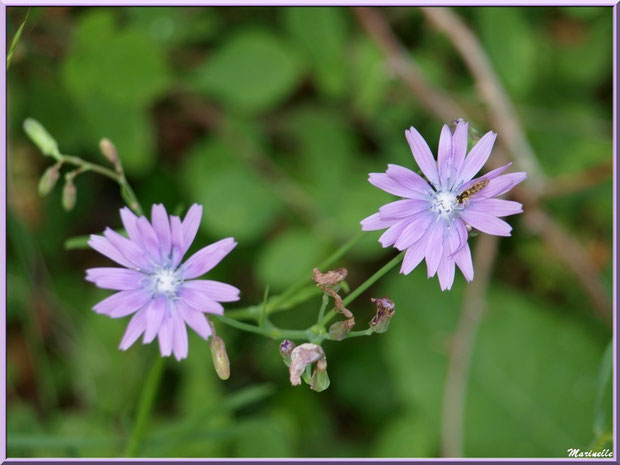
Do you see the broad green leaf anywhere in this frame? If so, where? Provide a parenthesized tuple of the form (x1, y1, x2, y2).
(192, 29, 303, 114)
(256, 228, 326, 291)
(283, 7, 348, 97)
(477, 8, 538, 97)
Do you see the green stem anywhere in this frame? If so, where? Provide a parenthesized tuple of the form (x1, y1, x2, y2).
(321, 251, 405, 326)
(343, 328, 373, 339)
(317, 293, 329, 325)
(213, 315, 312, 341)
(126, 355, 165, 457)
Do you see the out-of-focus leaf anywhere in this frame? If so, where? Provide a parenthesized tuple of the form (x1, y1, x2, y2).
(351, 38, 391, 115)
(127, 7, 221, 44)
(192, 29, 303, 114)
(232, 412, 296, 457)
(7, 9, 29, 70)
(283, 7, 348, 97)
(256, 228, 326, 291)
(478, 8, 538, 97)
(373, 413, 437, 457)
(593, 339, 612, 437)
(383, 274, 608, 457)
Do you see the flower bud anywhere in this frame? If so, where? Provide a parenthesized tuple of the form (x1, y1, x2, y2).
(38, 164, 60, 196)
(210, 335, 230, 380)
(279, 339, 296, 367)
(61, 178, 77, 211)
(311, 358, 330, 392)
(289, 343, 325, 386)
(369, 297, 395, 334)
(99, 138, 119, 166)
(23, 118, 60, 158)
(328, 319, 354, 341)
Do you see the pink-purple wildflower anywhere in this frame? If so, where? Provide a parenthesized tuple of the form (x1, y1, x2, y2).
(86, 204, 239, 360)
(361, 120, 526, 291)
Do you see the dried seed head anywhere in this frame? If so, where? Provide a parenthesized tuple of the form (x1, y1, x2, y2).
(279, 339, 296, 367)
(369, 297, 395, 334)
(312, 267, 348, 287)
(328, 319, 355, 341)
(210, 335, 230, 380)
(289, 343, 326, 387)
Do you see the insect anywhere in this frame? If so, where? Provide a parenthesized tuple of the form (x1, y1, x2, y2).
(456, 179, 489, 204)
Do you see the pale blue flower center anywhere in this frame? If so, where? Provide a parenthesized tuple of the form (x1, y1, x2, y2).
(432, 191, 458, 219)
(151, 267, 182, 296)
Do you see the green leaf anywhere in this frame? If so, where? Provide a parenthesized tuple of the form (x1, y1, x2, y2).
(477, 8, 538, 97)
(181, 139, 282, 243)
(382, 275, 609, 457)
(7, 9, 29, 70)
(283, 7, 348, 97)
(593, 339, 612, 437)
(256, 228, 326, 291)
(192, 29, 303, 114)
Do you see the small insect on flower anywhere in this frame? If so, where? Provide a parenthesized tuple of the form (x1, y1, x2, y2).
(361, 119, 526, 291)
(86, 204, 240, 361)
(456, 179, 489, 205)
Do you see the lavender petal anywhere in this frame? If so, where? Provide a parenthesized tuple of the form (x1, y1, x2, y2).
(180, 237, 237, 280)
(379, 199, 430, 220)
(405, 126, 439, 187)
(458, 130, 497, 183)
(183, 280, 240, 302)
(177, 300, 212, 340)
(93, 289, 151, 318)
(119, 308, 148, 351)
(85, 267, 146, 290)
(460, 210, 512, 237)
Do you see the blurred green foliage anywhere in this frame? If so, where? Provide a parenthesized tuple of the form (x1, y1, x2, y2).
(7, 6, 612, 458)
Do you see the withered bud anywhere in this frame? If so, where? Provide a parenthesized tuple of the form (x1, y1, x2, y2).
(313, 267, 348, 287)
(99, 138, 119, 166)
(209, 335, 230, 380)
(328, 319, 355, 341)
(279, 339, 296, 367)
(289, 343, 326, 386)
(369, 297, 395, 334)
(38, 164, 61, 196)
(310, 357, 330, 392)
(61, 178, 77, 211)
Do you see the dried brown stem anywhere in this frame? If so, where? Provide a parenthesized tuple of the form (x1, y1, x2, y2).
(441, 234, 499, 457)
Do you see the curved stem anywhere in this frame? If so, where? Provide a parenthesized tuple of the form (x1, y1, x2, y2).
(213, 315, 312, 341)
(321, 251, 404, 326)
(126, 355, 165, 457)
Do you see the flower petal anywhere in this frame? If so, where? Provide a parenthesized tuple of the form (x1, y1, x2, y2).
(454, 242, 474, 282)
(120, 207, 144, 248)
(405, 126, 439, 187)
(158, 314, 174, 357)
(151, 204, 171, 258)
(379, 219, 410, 248)
(451, 119, 469, 179)
(437, 253, 455, 291)
(88, 234, 135, 269)
(183, 280, 240, 302)
(180, 237, 237, 280)
(458, 130, 497, 183)
(103, 228, 152, 271)
(119, 308, 148, 351)
(385, 164, 433, 196)
(93, 289, 152, 318)
(458, 162, 512, 192)
(171, 307, 188, 361)
(379, 199, 430, 220)
(136, 217, 161, 263)
(437, 124, 453, 188)
(361, 212, 397, 231)
(170, 216, 184, 267)
(469, 198, 523, 217)
(182, 204, 203, 254)
(424, 219, 445, 277)
(460, 210, 512, 237)
(178, 287, 225, 315)
(400, 235, 429, 275)
(177, 300, 212, 340)
(85, 267, 147, 290)
(394, 212, 434, 251)
(369, 173, 414, 198)
(143, 295, 167, 344)
(480, 172, 527, 198)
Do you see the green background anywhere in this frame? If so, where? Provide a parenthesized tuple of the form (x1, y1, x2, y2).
(6, 6, 613, 458)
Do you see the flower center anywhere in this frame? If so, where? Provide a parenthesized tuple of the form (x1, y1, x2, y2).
(151, 267, 181, 296)
(432, 191, 458, 219)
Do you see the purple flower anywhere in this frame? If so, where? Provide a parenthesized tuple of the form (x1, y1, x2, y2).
(361, 120, 526, 291)
(86, 204, 239, 361)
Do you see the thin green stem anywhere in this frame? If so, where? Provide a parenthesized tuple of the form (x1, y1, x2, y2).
(321, 251, 405, 326)
(317, 293, 329, 325)
(61, 154, 120, 182)
(343, 328, 373, 339)
(213, 315, 312, 341)
(126, 355, 165, 457)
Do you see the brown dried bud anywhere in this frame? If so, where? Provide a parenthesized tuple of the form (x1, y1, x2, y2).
(289, 343, 326, 387)
(369, 297, 395, 334)
(279, 339, 296, 367)
(209, 335, 230, 380)
(312, 267, 347, 287)
(61, 178, 77, 211)
(328, 319, 355, 341)
(38, 164, 61, 196)
(99, 138, 119, 165)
